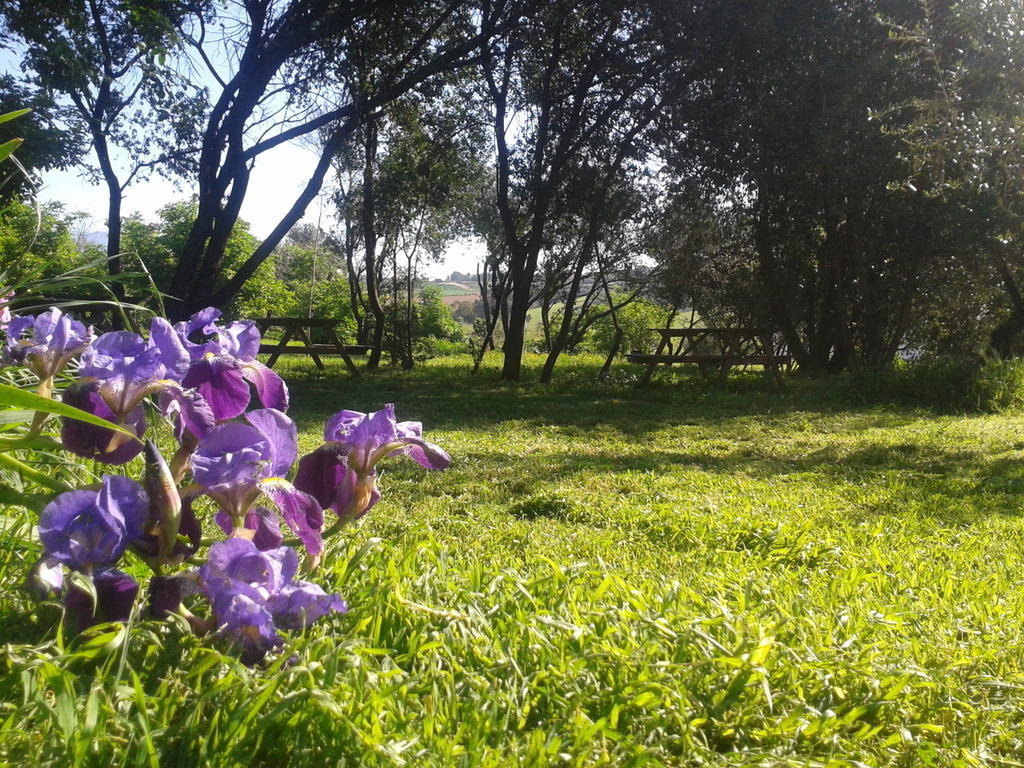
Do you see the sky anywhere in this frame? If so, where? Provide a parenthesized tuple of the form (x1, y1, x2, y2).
(35, 146, 485, 282)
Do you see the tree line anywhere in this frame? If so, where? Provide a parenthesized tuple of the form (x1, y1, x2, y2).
(1, 0, 1022, 380)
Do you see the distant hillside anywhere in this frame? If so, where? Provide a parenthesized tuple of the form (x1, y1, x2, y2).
(431, 281, 477, 296)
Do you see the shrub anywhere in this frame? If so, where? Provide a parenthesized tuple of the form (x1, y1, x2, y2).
(582, 297, 667, 356)
(846, 355, 1024, 413)
(416, 337, 469, 358)
(967, 357, 1024, 412)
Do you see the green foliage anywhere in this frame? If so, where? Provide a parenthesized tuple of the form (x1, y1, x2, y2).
(231, 260, 296, 322)
(414, 337, 469, 358)
(846, 355, 1024, 413)
(417, 285, 463, 342)
(663, 0, 987, 370)
(1, 0, 204, 182)
(269, 224, 356, 340)
(969, 357, 1024, 412)
(0, 198, 87, 285)
(121, 201, 296, 319)
(0, 82, 83, 201)
(583, 296, 666, 355)
(274, 224, 345, 286)
(287, 281, 358, 342)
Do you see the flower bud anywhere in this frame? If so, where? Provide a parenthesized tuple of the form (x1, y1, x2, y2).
(144, 440, 181, 563)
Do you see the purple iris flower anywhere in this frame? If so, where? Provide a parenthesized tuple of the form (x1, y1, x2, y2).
(64, 569, 139, 631)
(175, 308, 287, 420)
(192, 409, 324, 555)
(268, 579, 346, 630)
(63, 318, 213, 463)
(24, 557, 139, 631)
(78, 318, 190, 414)
(147, 574, 189, 619)
(294, 404, 450, 523)
(61, 381, 147, 464)
(38, 475, 149, 571)
(213, 506, 284, 551)
(0, 291, 14, 329)
(24, 555, 64, 600)
(200, 539, 345, 663)
(3, 307, 91, 380)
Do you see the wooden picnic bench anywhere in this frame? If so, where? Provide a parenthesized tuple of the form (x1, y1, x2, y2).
(254, 317, 370, 376)
(626, 327, 791, 384)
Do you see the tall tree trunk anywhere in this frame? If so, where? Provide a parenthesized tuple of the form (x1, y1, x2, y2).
(95, 142, 124, 303)
(404, 250, 414, 369)
(477, 260, 493, 350)
(754, 204, 810, 370)
(343, 205, 367, 344)
(204, 126, 350, 310)
(991, 259, 1024, 357)
(540, 288, 553, 352)
(362, 122, 386, 370)
(598, 265, 624, 381)
(540, 249, 588, 383)
(472, 269, 511, 374)
(496, 266, 510, 349)
(501, 253, 535, 380)
(81, 89, 125, 327)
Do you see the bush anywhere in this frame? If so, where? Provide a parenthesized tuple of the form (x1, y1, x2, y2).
(846, 355, 1024, 413)
(0, 198, 88, 284)
(285, 279, 357, 342)
(968, 357, 1024, 412)
(415, 337, 470, 358)
(582, 297, 667, 356)
(419, 285, 464, 342)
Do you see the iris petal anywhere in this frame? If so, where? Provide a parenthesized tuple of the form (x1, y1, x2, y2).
(182, 355, 251, 420)
(242, 361, 289, 412)
(260, 479, 324, 556)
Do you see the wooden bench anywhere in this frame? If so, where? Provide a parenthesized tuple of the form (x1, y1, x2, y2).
(627, 328, 791, 383)
(254, 317, 365, 376)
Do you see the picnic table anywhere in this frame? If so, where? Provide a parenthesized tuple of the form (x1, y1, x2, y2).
(254, 317, 371, 376)
(626, 327, 791, 384)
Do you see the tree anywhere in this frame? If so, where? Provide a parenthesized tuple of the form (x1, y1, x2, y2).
(584, 294, 664, 357)
(0, 77, 84, 201)
(165, 0, 525, 319)
(1, 0, 205, 300)
(337, 88, 487, 368)
(661, 0, 974, 371)
(419, 284, 463, 342)
(271, 222, 356, 340)
(890, 0, 1024, 357)
(479, 0, 669, 380)
(0, 198, 87, 284)
(274, 223, 344, 287)
(121, 200, 294, 319)
(535, 120, 660, 383)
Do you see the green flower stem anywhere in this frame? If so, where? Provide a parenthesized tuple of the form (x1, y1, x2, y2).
(27, 378, 55, 439)
(0, 452, 73, 493)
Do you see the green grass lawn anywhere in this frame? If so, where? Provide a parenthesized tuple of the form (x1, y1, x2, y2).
(2, 354, 1024, 765)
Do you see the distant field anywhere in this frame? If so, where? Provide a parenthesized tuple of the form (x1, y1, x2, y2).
(441, 293, 479, 308)
(431, 281, 478, 296)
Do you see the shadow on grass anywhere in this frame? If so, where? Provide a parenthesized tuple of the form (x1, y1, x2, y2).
(280, 356, 934, 436)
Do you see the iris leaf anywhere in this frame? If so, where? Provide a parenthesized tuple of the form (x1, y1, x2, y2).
(0, 383, 141, 441)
